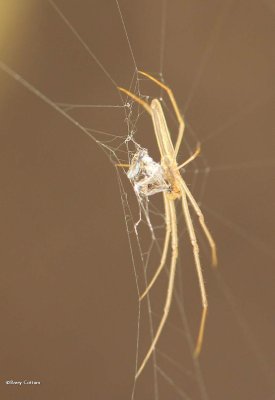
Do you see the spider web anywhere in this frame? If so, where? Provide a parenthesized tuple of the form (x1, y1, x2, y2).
(0, 1, 274, 400)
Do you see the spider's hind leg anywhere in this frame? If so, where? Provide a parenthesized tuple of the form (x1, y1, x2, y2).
(136, 197, 178, 378)
(181, 189, 208, 358)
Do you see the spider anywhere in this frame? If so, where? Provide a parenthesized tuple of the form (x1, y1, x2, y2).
(117, 71, 217, 379)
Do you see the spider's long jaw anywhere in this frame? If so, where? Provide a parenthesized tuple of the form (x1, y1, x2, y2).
(167, 183, 181, 200)
(164, 165, 182, 200)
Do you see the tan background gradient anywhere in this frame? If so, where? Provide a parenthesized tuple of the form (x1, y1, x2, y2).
(0, 1, 274, 399)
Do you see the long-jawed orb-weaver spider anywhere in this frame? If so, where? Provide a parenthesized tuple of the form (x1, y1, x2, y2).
(117, 71, 217, 379)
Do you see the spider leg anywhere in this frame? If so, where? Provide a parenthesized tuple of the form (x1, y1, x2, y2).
(140, 193, 171, 301)
(181, 189, 208, 358)
(115, 163, 130, 168)
(177, 143, 201, 170)
(118, 86, 169, 160)
(117, 86, 152, 116)
(138, 71, 185, 157)
(136, 198, 178, 378)
(181, 179, 217, 267)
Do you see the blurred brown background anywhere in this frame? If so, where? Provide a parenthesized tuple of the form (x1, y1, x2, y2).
(0, 1, 274, 399)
